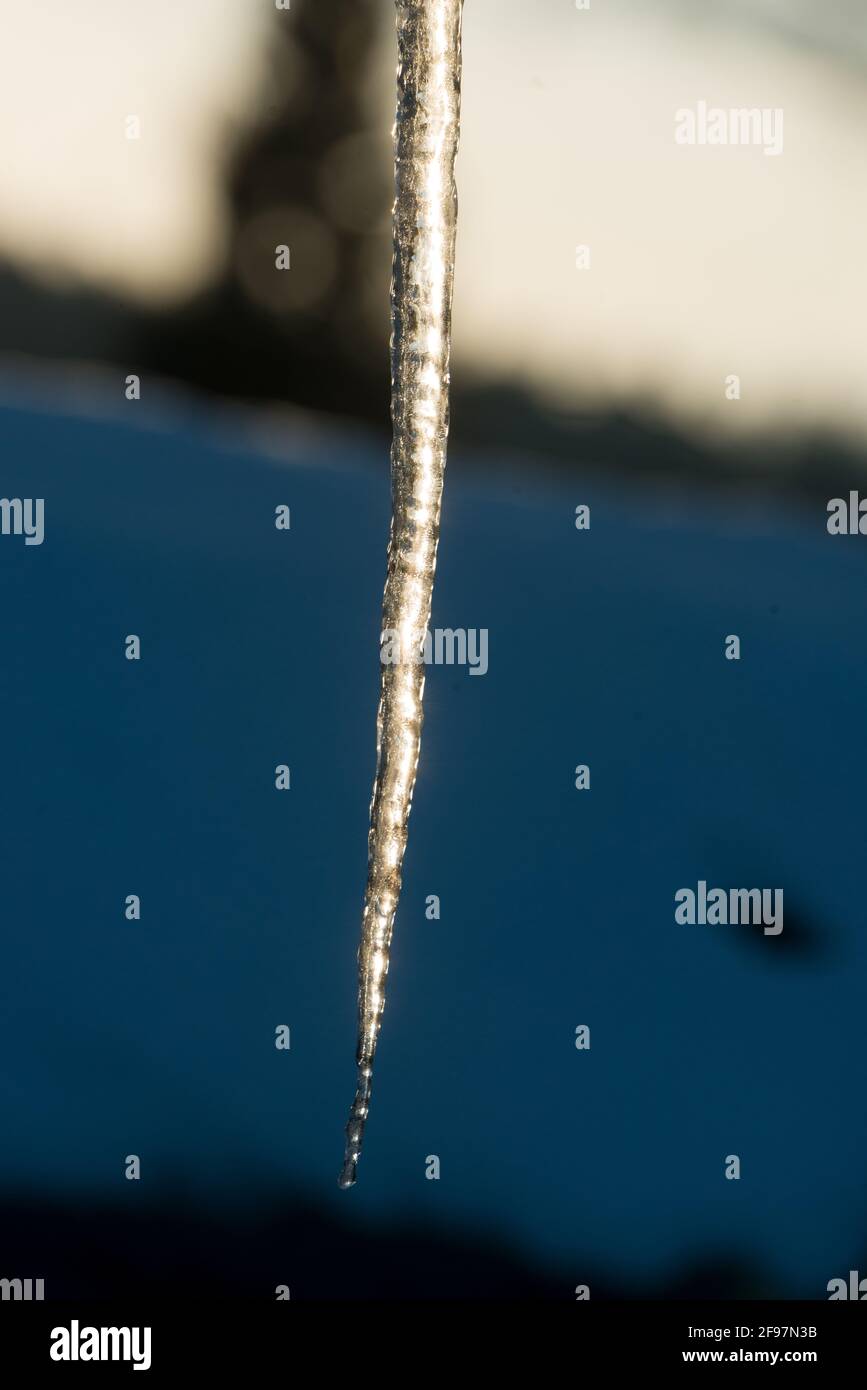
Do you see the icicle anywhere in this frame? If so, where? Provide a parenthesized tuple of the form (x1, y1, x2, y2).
(339, 0, 464, 1189)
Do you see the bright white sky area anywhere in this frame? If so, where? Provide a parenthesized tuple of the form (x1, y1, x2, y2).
(0, 0, 272, 298)
(0, 0, 864, 442)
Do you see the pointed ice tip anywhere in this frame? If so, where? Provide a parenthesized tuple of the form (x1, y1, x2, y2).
(338, 1159, 358, 1190)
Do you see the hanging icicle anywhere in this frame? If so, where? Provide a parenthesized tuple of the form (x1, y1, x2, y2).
(339, 0, 465, 1189)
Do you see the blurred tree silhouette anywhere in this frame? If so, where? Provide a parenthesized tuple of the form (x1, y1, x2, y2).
(142, 0, 392, 424)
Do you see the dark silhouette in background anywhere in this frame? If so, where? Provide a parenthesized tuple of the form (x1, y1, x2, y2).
(142, 0, 392, 423)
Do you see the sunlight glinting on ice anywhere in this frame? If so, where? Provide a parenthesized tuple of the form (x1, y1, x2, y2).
(339, 0, 464, 1189)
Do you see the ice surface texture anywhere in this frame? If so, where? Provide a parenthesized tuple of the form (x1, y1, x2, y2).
(339, 0, 464, 1189)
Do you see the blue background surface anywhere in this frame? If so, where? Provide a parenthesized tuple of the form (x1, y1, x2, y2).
(2, 393, 865, 1297)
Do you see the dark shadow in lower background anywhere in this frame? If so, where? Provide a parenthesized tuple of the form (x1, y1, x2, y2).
(0, 1190, 761, 1301)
